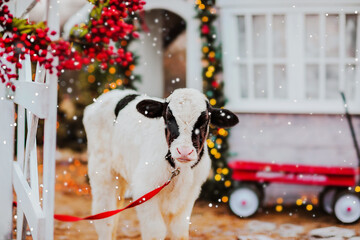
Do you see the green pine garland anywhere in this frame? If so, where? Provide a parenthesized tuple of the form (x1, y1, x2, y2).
(56, 4, 142, 150)
(195, 0, 233, 202)
(81, 16, 142, 93)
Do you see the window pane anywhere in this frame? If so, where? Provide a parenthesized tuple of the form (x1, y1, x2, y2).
(345, 14, 358, 58)
(273, 15, 286, 58)
(325, 64, 339, 99)
(325, 14, 339, 57)
(238, 16, 246, 58)
(305, 15, 320, 58)
(253, 15, 267, 58)
(306, 65, 319, 99)
(254, 65, 267, 98)
(345, 64, 356, 100)
(239, 64, 248, 98)
(273, 65, 287, 99)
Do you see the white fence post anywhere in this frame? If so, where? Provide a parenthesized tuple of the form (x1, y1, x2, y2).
(0, 84, 15, 240)
(0, 0, 59, 239)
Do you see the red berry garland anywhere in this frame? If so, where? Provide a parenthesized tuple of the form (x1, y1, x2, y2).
(0, 0, 146, 89)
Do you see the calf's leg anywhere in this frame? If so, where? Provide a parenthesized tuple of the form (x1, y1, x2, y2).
(89, 164, 118, 240)
(135, 198, 167, 240)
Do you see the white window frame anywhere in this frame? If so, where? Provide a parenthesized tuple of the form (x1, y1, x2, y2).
(219, 0, 360, 114)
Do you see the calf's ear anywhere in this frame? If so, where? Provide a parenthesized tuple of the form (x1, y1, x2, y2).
(210, 108, 239, 128)
(136, 100, 165, 118)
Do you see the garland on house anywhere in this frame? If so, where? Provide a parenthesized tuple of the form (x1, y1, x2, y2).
(81, 16, 142, 94)
(57, 3, 144, 149)
(57, 6, 143, 150)
(0, 0, 145, 149)
(0, 0, 144, 88)
(195, 0, 233, 202)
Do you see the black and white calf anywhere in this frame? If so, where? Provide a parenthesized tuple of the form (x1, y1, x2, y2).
(83, 88, 238, 240)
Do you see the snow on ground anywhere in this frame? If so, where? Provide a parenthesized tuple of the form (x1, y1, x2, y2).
(51, 161, 360, 240)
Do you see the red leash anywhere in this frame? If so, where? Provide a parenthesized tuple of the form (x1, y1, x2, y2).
(14, 168, 180, 222)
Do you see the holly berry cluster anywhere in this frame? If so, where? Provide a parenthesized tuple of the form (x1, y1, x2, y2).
(0, 0, 146, 89)
(68, 0, 145, 71)
(0, 0, 59, 89)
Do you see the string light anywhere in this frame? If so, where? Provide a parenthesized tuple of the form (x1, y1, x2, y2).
(121, 40, 127, 46)
(275, 205, 283, 212)
(125, 70, 131, 76)
(201, 59, 209, 67)
(222, 168, 229, 175)
(209, 98, 216, 106)
(88, 65, 95, 73)
(306, 204, 313, 211)
(216, 138, 222, 144)
(215, 153, 221, 159)
(296, 199, 303, 206)
(276, 197, 283, 204)
(218, 128, 226, 136)
(224, 180, 231, 187)
(216, 168, 222, 174)
(116, 79, 123, 86)
(109, 67, 116, 74)
(222, 196, 228, 203)
(103, 89, 109, 93)
(205, 71, 213, 78)
(129, 64, 135, 71)
(202, 16, 208, 22)
(88, 75, 95, 83)
(110, 82, 117, 89)
(199, 4, 205, 10)
(214, 174, 221, 181)
(210, 148, 217, 155)
(210, 7, 216, 14)
(311, 197, 318, 205)
(355, 186, 360, 192)
(208, 51, 215, 58)
(202, 46, 209, 53)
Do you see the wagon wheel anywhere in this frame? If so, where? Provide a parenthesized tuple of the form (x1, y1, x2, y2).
(229, 183, 262, 218)
(319, 187, 337, 214)
(333, 191, 360, 224)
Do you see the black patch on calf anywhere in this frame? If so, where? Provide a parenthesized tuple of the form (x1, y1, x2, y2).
(164, 107, 180, 147)
(192, 111, 209, 153)
(114, 94, 139, 118)
(190, 110, 210, 169)
(209, 108, 239, 128)
(191, 148, 204, 169)
(136, 99, 165, 118)
(165, 150, 175, 168)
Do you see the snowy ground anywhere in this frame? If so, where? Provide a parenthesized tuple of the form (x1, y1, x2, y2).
(54, 194, 360, 240)
(13, 153, 360, 239)
(52, 160, 360, 240)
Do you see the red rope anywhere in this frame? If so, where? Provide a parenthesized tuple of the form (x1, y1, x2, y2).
(54, 180, 170, 222)
(13, 169, 180, 222)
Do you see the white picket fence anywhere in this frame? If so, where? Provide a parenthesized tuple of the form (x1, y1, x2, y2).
(0, 0, 59, 239)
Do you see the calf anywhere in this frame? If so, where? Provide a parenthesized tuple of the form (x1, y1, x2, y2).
(83, 88, 238, 240)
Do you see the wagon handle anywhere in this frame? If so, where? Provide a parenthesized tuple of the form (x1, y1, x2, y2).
(340, 92, 360, 166)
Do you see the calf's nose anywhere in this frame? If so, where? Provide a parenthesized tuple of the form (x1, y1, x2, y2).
(176, 147, 194, 157)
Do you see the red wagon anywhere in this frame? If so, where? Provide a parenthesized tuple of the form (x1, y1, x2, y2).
(228, 93, 360, 224)
(228, 160, 360, 223)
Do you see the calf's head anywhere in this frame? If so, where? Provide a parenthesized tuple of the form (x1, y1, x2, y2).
(136, 89, 239, 168)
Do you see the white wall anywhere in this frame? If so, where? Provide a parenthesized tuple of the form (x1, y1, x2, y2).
(132, 11, 164, 98)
